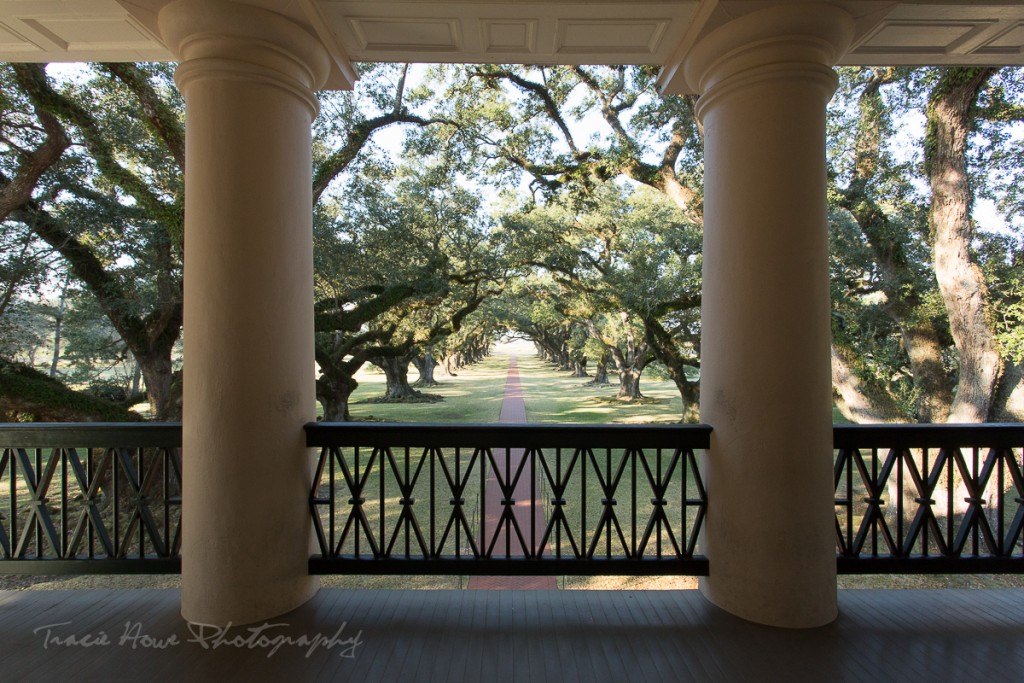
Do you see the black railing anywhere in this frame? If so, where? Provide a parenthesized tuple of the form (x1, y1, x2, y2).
(4, 420, 1021, 577)
(0, 423, 182, 574)
(307, 423, 711, 575)
(834, 424, 1024, 573)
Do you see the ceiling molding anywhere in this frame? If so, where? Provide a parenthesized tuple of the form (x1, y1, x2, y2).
(0, 1, 1016, 89)
(843, 3, 1024, 65)
(298, 0, 358, 89)
(657, 0, 718, 95)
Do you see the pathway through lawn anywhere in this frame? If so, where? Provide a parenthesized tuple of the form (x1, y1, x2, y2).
(467, 356, 557, 590)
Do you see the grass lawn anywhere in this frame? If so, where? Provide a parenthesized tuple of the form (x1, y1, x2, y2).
(346, 353, 508, 424)
(346, 340, 687, 425)
(515, 352, 685, 425)
(337, 345, 1024, 591)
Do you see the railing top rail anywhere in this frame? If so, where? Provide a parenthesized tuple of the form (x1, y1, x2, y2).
(306, 421, 713, 449)
(833, 423, 1024, 449)
(1, 421, 1018, 450)
(0, 422, 182, 448)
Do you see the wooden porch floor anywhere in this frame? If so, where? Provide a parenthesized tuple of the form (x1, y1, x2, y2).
(1, 587, 1022, 682)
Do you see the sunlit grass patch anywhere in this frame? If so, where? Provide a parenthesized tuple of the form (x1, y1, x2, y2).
(347, 353, 507, 424)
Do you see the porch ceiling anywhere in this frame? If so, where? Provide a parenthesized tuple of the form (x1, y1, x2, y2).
(0, 1, 1020, 90)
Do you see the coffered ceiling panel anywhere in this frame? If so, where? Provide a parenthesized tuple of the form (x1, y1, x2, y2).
(0, 0, 169, 61)
(348, 17, 461, 52)
(23, 15, 153, 50)
(844, 4, 1024, 64)
(859, 21, 990, 52)
(0, 1, 1019, 92)
(481, 19, 537, 54)
(321, 1, 697, 64)
(981, 22, 1024, 55)
(555, 19, 669, 55)
(0, 21, 41, 53)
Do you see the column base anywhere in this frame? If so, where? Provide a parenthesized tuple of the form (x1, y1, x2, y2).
(699, 577, 838, 629)
(182, 577, 320, 628)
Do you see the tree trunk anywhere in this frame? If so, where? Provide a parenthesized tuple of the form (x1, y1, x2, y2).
(317, 374, 357, 422)
(589, 355, 611, 385)
(991, 361, 1024, 422)
(839, 68, 955, 423)
(571, 357, 588, 378)
(643, 316, 699, 422)
(412, 348, 439, 387)
(137, 353, 177, 420)
(13, 65, 185, 421)
(0, 65, 70, 225)
(900, 320, 953, 422)
(831, 342, 908, 423)
(617, 367, 644, 400)
(557, 342, 571, 371)
(131, 361, 143, 397)
(49, 286, 65, 378)
(609, 346, 646, 400)
(678, 380, 700, 424)
(926, 68, 1001, 423)
(586, 316, 648, 397)
(533, 331, 565, 367)
(371, 355, 423, 401)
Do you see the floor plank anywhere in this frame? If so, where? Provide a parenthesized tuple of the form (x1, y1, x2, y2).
(1, 588, 1023, 682)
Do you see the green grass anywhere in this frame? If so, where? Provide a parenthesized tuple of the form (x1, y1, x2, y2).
(536, 445, 706, 557)
(346, 344, 688, 425)
(515, 353, 686, 425)
(311, 444, 483, 590)
(321, 347, 702, 591)
(347, 354, 508, 424)
(16, 346, 1009, 593)
(346, 344, 853, 426)
(518, 351, 852, 426)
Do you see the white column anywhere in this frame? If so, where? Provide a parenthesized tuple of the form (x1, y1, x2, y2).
(159, 1, 330, 625)
(683, 5, 853, 628)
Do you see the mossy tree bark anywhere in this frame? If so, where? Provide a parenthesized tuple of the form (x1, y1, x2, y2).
(925, 68, 1001, 423)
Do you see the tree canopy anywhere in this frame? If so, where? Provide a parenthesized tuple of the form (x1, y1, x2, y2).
(0, 61, 1021, 424)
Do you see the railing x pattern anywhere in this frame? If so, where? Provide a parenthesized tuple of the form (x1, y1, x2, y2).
(0, 423, 182, 574)
(834, 424, 1024, 573)
(307, 423, 711, 576)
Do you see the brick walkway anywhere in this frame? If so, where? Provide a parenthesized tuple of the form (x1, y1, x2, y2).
(468, 356, 557, 590)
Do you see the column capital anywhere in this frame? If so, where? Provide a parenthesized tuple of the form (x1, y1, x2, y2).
(682, 3, 854, 106)
(159, 0, 331, 117)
